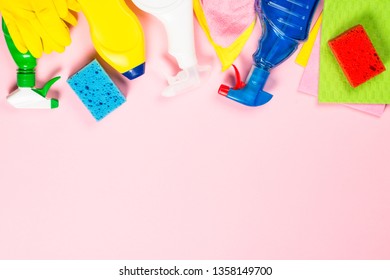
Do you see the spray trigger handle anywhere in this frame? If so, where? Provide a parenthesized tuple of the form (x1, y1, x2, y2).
(232, 65, 246, 90)
(218, 65, 246, 96)
(32, 76, 61, 97)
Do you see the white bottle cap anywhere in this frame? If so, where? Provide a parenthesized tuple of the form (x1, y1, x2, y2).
(162, 65, 211, 97)
(7, 88, 57, 109)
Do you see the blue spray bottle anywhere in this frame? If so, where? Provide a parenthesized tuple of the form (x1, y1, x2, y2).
(219, 0, 320, 107)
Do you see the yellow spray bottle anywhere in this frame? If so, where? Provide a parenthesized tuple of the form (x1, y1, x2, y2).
(78, 0, 146, 79)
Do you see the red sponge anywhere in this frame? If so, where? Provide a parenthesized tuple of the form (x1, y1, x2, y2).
(328, 25, 386, 88)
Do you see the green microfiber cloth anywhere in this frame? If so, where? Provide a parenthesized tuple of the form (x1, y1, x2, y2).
(319, 0, 390, 104)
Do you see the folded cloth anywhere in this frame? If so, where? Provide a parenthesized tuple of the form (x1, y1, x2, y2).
(298, 29, 386, 117)
(193, 0, 256, 71)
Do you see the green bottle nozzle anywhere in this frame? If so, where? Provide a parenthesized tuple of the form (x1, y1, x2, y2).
(2, 18, 60, 109)
(32, 76, 61, 109)
(2, 19, 37, 88)
(32, 76, 61, 97)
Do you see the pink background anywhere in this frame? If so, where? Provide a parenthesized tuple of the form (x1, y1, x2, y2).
(0, 2, 389, 260)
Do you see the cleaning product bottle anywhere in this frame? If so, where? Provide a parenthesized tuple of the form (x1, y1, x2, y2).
(2, 19, 60, 109)
(219, 0, 320, 106)
(132, 0, 209, 97)
(78, 0, 145, 80)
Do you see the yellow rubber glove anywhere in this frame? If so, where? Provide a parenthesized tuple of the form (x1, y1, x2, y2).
(0, 0, 81, 58)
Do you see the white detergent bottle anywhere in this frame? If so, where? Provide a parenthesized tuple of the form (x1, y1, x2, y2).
(132, 0, 210, 97)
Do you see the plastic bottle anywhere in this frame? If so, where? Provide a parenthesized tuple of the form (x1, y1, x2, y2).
(132, 0, 209, 97)
(219, 0, 320, 106)
(78, 0, 145, 80)
(3, 19, 60, 109)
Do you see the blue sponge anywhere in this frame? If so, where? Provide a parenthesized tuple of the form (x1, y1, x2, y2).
(67, 60, 126, 121)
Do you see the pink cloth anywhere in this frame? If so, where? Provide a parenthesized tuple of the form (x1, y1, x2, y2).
(298, 31, 386, 117)
(201, 0, 255, 47)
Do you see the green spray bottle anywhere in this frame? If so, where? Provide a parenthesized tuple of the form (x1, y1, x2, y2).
(2, 19, 60, 109)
